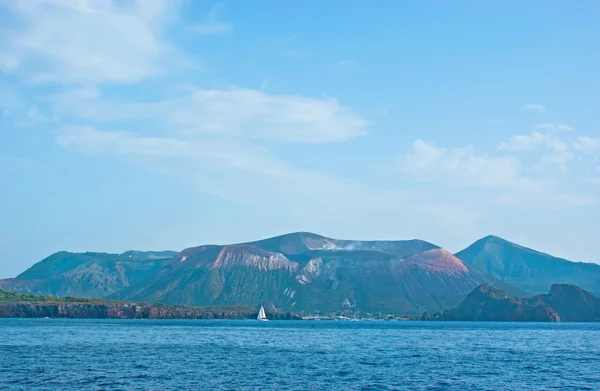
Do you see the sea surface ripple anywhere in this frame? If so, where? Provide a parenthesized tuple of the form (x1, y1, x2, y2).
(1, 319, 599, 390)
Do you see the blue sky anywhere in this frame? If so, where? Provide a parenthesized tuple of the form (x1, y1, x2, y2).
(1, 0, 599, 277)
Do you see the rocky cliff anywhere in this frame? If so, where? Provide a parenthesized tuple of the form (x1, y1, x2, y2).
(0, 289, 298, 320)
(530, 284, 600, 322)
(0, 302, 255, 319)
(439, 283, 600, 322)
(439, 284, 560, 322)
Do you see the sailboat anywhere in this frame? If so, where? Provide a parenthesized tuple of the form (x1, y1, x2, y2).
(257, 305, 268, 322)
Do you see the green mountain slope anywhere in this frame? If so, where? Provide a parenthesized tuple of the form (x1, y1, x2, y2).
(0, 250, 177, 298)
(455, 236, 600, 295)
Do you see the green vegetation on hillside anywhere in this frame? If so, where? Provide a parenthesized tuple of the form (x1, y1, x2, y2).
(0, 288, 257, 313)
(0, 289, 114, 304)
(0, 250, 177, 299)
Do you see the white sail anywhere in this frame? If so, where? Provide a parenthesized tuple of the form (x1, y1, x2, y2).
(257, 305, 268, 321)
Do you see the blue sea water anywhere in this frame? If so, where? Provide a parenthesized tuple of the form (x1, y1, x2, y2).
(1, 319, 599, 390)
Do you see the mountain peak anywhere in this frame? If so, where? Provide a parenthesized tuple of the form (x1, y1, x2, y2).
(456, 235, 600, 296)
(255, 232, 328, 241)
(472, 283, 507, 299)
(477, 235, 512, 245)
(549, 283, 586, 296)
(249, 232, 338, 255)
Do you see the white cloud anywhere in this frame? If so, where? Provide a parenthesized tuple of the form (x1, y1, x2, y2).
(56, 125, 305, 180)
(189, 3, 232, 36)
(535, 123, 574, 132)
(56, 126, 317, 180)
(573, 136, 600, 155)
(53, 87, 368, 144)
(534, 152, 573, 171)
(396, 140, 536, 188)
(497, 131, 600, 175)
(56, 126, 195, 157)
(499, 131, 568, 152)
(525, 104, 546, 112)
(1, 0, 178, 84)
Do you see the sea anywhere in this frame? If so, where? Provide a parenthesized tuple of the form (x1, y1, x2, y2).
(1, 319, 599, 390)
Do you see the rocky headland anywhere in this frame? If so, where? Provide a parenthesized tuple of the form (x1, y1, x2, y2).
(433, 283, 600, 322)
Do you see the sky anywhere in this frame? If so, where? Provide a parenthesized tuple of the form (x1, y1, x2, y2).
(1, 0, 599, 277)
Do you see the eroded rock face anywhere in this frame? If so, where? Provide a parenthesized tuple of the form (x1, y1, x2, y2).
(296, 258, 324, 285)
(210, 245, 298, 272)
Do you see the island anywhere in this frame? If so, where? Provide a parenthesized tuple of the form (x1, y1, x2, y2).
(4, 283, 599, 322)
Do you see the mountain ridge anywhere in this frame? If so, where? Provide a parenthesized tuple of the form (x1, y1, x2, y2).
(90, 234, 519, 312)
(2, 233, 598, 313)
(454, 235, 600, 295)
(0, 250, 177, 298)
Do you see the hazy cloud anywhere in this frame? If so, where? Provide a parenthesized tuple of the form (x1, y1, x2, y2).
(499, 132, 568, 152)
(525, 104, 547, 112)
(26, 107, 57, 124)
(0, 52, 20, 72)
(57, 126, 195, 157)
(534, 152, 574, 171)
(55, 126, 462, 235)
(1, 0, 178, 84)
(52, 87, 368, 144)
(535, 123, 574, 132)
(189, 3, 232, 36)
(396, 140, 537, 189)
(573, 136, 600, 155)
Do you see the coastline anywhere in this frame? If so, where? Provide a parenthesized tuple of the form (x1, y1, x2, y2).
(0, 302, 301, 320)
